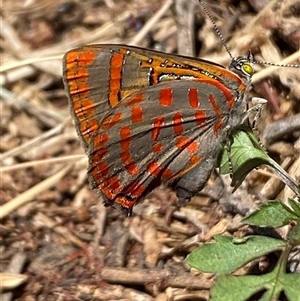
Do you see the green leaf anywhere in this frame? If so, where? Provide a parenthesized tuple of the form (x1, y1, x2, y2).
(210, 271, 300, 301)
(186, 235, 285, 274)
(219, 128, 269, 188)
(219, 126, 300, 196)
(210, 274, 274, 301)
(288, 198, 300, 217)
(282, 274, 300, 301)
(243, 200, 299, 228)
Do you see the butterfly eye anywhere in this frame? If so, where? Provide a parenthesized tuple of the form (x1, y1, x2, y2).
(242, 62, 254, 76)
(229, 57, 253, 81)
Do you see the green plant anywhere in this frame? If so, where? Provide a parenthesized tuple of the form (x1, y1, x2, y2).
(186, 127, 300, 301)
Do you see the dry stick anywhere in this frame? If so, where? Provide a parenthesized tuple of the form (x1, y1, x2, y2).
(101, 267, 213, 290)
(129, 0, 173, 46)
(175, 0, 196, 57)
(0, 163, 74, 219)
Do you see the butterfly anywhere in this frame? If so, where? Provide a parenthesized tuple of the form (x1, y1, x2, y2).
(63, 44, 255, 215)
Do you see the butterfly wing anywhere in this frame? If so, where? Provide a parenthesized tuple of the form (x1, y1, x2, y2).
(63, 45, 247, 214)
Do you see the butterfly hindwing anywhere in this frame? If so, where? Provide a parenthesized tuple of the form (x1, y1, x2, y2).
(87, 80, 244, 210)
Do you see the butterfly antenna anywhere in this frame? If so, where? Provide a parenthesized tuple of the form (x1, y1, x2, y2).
(252, 60, 300, 68)
(198, 0, 233, 59)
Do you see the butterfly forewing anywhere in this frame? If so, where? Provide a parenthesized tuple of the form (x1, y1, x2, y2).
(63, 45, 248, 213)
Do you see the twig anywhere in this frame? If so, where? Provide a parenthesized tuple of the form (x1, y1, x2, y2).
(101, 267, 213, 289)
(175, 0, 196, 56)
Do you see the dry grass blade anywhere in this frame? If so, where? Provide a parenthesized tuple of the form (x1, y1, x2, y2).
(0, 154, 84, 172)
(0, 164, 75, 218)
(0, 55, 62, 73)
(0, 273, 28, 292)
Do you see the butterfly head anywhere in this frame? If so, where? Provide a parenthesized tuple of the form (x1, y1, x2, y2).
(229, 52, 254, 85)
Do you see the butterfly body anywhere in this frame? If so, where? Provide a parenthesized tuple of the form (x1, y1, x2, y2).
(63, 45, 253, 214)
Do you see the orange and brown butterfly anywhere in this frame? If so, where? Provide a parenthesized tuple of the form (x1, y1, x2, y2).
(62, 1, 299, 215)
(63, 43, 254, 215)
